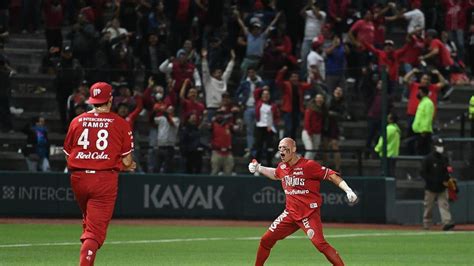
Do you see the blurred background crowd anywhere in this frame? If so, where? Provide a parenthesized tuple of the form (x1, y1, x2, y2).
(0, 0, 473, 176)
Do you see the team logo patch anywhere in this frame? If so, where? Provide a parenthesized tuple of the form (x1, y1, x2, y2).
(280, 164, 286, 170)
(307, 229, 315, 239)
(93, 88, 101, 97)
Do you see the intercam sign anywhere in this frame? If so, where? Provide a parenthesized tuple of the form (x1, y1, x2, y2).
(143, 184, 224, 210)
(2, 186, 74, 201)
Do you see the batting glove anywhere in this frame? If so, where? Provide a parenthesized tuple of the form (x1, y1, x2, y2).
(346, 191, 358, 203)
(248, 159, 260, 174)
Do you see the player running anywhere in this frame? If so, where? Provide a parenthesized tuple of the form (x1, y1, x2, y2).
(249, 137, 357, 266)
(63, 82, 135, 265)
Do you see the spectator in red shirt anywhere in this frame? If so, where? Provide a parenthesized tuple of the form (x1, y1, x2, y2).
(372, 3, 392, 48)
(43, 0, 65, 50)
(443, 0, 471, 59)
(364, 39, 410, 95)
(348, 10, 375, 50)
(348, 10, 375, 68)
(275, 66, 312, 139)
(159, 49, 202, 105)
(302, 93, 326, 160)
(400, 33, 425, 70)
(116, 96, 144, 173)
(210, 107, 238, 175)
(404, 68, 447, 116)
(180, 78, 205, 123)
(420, 29, 454, 77)
(328, 0, 350, 35)
(403, 68, 447, 154)
(116, 93, 143, 132)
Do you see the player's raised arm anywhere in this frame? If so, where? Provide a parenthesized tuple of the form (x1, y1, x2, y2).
(327, 172, 358, 203)
(248, 159, 278, 180)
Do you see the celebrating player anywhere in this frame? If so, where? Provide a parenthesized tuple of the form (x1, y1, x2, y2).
(63, 82, 135, 265)
(249, 137, 357, 266)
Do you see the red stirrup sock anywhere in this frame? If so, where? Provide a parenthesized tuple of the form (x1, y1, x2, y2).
(79, 239, 99, 266)
(321, 245, 345, 266)
(255, 244, 271, 266)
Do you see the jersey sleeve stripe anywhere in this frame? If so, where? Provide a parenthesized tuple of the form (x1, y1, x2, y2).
(323, 168, 329, 180)
(121, 149, 133, 156)
(63, 149, 70, 156)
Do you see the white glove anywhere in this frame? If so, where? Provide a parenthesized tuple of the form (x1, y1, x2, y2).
(346, 191, 358, 203)
(248, 159, 260, 174)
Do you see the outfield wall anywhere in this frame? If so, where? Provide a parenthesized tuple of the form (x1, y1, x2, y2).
(9, 171, 474, 224)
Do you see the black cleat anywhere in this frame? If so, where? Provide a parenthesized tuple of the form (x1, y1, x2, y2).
(442, 224, 455, 231)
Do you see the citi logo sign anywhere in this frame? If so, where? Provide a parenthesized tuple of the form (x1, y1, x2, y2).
(252, 186, 285, 204)
(93, 88, 101, 97)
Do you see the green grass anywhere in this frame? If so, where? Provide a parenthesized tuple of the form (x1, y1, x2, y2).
(0, 223, 472, 265)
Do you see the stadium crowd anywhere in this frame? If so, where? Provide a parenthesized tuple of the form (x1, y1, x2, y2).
(0, 0, 473, 174)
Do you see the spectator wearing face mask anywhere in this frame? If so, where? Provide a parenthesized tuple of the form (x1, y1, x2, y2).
(421, 138, 455, 231)
(144, 79, 172, 173)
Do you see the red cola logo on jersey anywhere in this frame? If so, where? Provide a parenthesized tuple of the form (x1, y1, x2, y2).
(75, 151, 110, 160)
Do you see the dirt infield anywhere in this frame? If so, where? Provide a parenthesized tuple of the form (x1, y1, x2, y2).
(0, 218, 473, 231)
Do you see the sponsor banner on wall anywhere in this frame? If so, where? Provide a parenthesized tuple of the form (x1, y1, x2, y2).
(0, 172, 395, 222)
(0, 172, 80, 216)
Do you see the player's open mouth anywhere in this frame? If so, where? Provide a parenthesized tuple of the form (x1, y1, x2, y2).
(280, 153, 285, 159)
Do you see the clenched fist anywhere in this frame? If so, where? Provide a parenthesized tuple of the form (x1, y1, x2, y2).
(346, 191, 358, 203)
(248, 159, 260, 174)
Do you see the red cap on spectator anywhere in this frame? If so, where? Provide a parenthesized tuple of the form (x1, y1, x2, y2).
(312, 35, 325, 50)
(88, 82, 113, 104)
